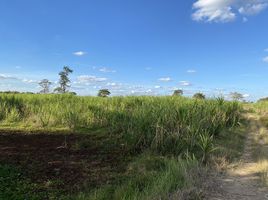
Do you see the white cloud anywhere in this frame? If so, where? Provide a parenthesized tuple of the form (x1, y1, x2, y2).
(99, 67, 116, 73)
(265, 48, 268, 52)
(73, 51, 87, 56)
(0, 74, 19, 80)
(192, 0, 268, 23)
(106, 82, 123, 89)
(77, 75, 107, 83)
(263, 56, 268, 63)
(22, 79, 38, 84)
(0, 74, 41, 85)
(158, 77, 172, 82)
(130, 89, 155, 96)
(238, 2, 268, 15)
(106, 82, 117, 86)
(154, 85, 161, 89)
(180, 81, 192, 86)
(243, 93, 250, 98)
(192, 0, 236, 23)
(187, 69, 197, 73)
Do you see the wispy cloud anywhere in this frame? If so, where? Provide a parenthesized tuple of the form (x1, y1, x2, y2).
(145, 67, 152, 71)
(187, 69, 197, 73)
(106, 82, 117, 86)
(22, 79, 39, 84)
(158, 77, 172, 82)
(192, 0, 268, 23)
(73, 51, 87, 56)
(263, 56, 268, 63)
(77, 75, 107, 83)
(0, 74, 19, 80)
(192, 0, 236, 23)
(243, 93, 250, 98)
(180, 81, 192, 86)
(238, 2, 268, 15)
(99, 67, 116, 73)
(265, 48, 268, 52)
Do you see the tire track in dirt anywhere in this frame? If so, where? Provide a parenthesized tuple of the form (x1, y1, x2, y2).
(208, 114, 268, 200)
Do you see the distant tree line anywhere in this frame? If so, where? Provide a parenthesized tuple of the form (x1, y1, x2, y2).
(0, 91, 35, 94)
(258, 97, 268, 102)
(37, 66, 110, 97)
(1, 67, 253, 101)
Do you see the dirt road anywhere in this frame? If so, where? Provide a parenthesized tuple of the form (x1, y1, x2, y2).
(209, 114, 268, 200)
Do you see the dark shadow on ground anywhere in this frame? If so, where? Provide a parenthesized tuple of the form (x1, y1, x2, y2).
(0, 130, 129, 193)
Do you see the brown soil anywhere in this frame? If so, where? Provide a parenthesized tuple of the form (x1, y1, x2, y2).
(0, 130, 129, 193)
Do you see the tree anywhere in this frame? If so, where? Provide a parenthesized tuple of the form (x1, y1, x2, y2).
(54, 66, 73, 93)
(193, 92, 206, 99)
(173, 89, 183, 96)
(98, 89, 111, 97)
(258, 97, 268, 102)
(39, 79, 52, 94)
(230, 92, 244, 101)
(68, 92, 77, 96)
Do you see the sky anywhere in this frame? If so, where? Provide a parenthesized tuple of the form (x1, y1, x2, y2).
(0, 0, 268, 100)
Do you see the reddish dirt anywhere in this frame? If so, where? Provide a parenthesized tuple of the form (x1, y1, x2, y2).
(0, 131, 129, 193)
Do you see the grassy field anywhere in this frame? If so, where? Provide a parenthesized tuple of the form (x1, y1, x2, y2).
(0, 94, 243, 199)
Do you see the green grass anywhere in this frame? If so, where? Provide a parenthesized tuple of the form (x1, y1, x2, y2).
(70, 153, 202, 200)
(0, 94, 243, 199)
(0, 94, 241, 157)
(212, 123, 246, 170)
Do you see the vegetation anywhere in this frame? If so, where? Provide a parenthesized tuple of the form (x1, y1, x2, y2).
(193, 93, 206, 99)
(257, 97, 268, 102)
(0, 93, 243, 199)
(97, 89, 111, 97)
(54, 66, 73, 94)
(230, 92, 244, 101)
(39, 79, 52, 94)
(173, 89, 183, 96)
(0, 94, 241, 154)
(249, 101, 268, 186)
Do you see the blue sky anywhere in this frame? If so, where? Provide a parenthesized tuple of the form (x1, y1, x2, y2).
(0, 0, 268, 100)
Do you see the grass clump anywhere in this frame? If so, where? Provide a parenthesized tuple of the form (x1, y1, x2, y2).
(72, 153, 202, 200)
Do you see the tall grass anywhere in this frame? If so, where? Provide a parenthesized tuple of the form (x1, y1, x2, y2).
(0, 94, 241, 157)
(74, 154, 201, 200)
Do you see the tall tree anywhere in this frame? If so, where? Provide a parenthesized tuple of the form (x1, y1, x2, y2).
(98, 89, 111, 97)
(230, 92, 244, 101)
(54, 66, 73, 93)
(39, 79, 52, 94)
(173, 89, 183, 96)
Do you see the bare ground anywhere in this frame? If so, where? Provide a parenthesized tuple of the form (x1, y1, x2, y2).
(0, 130, 129, 193)
(208, 114, 268, 200)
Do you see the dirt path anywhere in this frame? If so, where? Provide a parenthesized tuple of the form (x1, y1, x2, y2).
(208, 114, 268, 200)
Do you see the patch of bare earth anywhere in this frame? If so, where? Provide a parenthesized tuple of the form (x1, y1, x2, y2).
(0, 130, 129, 193)
(208, 114, 268, 200)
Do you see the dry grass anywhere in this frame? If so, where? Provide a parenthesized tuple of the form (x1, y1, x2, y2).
(248, 112, 268, 187)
